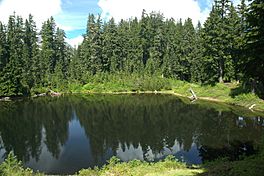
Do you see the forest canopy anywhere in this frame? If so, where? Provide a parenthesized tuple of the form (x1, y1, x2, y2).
(0, 0, 263, 97)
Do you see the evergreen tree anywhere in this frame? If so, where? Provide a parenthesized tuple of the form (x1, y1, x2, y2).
(190, 21, 206, 83)
(235, 0, 248, 81)
(101, 17, 120, 73)
(180, 18, 196, 81)
(140, 10, 150, 66)
(0, 14, 25, 96)
(87, 14, 103, 74)
(22, 14, 39, 90)
(40, 17, 56, 86)
(52, 28, 68, 89)
(242, 0, 264, 94)
(126, 18, 144, 73)
(202, 0, 235, 83)
(0, 22, 8, 72)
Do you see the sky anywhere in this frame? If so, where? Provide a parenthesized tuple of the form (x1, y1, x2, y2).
(0, 0, 241, 46)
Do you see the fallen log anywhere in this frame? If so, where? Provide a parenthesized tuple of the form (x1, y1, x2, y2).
(49, 90, 62, 97)
(189, 88, 197, 102)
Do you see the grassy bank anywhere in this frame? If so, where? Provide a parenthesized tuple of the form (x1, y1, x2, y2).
(62, 74, 264, 112)
(170, 81, 264, 112)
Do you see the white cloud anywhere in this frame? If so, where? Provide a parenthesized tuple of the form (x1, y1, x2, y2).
(98, 0, 208, 25)
(0, 0, 62, 29)
(65, 35, 84, 47)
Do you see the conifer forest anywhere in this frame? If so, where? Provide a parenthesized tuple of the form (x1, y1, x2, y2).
(0, 0, 263, 97)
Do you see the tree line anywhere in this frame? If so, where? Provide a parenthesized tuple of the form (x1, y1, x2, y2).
(0, 0, 263, 97)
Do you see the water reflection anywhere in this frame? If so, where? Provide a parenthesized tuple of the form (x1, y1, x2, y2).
(0, 94, 263, 174)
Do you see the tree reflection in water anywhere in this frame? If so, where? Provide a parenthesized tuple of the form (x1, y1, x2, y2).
(0, 94, 263, 174)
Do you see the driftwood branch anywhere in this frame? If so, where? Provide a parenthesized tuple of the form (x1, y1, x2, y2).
(189, 88, 197, 102)
(249, 104, 256, 111)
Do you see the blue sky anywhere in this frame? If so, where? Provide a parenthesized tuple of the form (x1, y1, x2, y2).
(56, 0, 102, 39)
(0, 0, 240, 46)
(55, 0, 212, 39)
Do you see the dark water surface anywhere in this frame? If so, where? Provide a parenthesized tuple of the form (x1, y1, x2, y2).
(0, 94, 263, 174)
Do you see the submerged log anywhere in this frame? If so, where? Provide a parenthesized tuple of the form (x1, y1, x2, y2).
(32, 93, 47, 98)
(0, 97, 11, 101)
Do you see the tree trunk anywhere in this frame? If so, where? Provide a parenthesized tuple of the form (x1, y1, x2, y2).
(219, 60, 224, 83)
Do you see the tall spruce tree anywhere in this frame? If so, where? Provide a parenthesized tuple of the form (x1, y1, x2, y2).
(243, 0, 264, 94)
(202, 0, 235, 83)
(52, 28, 68, 89)
(40, 17, 56, 86)
(0, 14, 25, 96)
(87, 14, 103, 74)
(190, 21, 206, 83)
(0, 22, 7, 72)
(22, 14, 39, 90)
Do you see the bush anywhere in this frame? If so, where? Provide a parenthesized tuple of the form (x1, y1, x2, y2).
(0, 152, 43, 176)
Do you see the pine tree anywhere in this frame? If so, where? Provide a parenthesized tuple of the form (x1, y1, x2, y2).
(162, 18, 178, 78)
(87, 14, 103, 74)
(22, 14, 39, 90)
(53, 28, 68, 89)
(40, 17, 56, 86)
(101, 18, 117, 72)
(202, 0, 235, 83)
(1, 14, 25, 96)
(147, 28, 163, 75)
(180, 18, 196, 81)
(126, 18, 144, 74)
(0, 22, 8, 72)
(172, 19, 184, 79)
(140, 10, 150, 66)
(242, 0, 264, 94)
(190, 21, 206, 83)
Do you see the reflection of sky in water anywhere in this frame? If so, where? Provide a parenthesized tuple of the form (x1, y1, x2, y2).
(116, 140, 202, 164)
(19, 111, 202, 174)
(0, 135, 6, 162)
(25, 112, 112, 174)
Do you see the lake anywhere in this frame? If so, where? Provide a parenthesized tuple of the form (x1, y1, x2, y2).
(0, 94, 263, 174)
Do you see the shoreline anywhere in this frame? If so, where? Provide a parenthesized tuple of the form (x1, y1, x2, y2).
(1, 89, 263, 113)
(71, 90, 264, 113)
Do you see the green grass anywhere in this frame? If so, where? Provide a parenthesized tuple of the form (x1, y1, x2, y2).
(69, 76, 264, 112)
(167, 79, 264, 112)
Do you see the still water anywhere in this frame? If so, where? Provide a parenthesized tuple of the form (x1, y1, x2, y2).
(0, 94, 263, 174)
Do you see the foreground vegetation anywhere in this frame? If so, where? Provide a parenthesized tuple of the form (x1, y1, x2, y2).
(1, 151, 264, 176)
(0, 154, 203, 176)
(78, 156, 203, 176)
